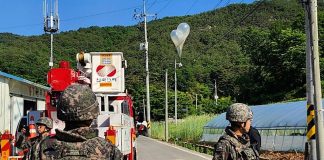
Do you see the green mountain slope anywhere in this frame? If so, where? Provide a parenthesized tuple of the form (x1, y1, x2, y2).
(0, 0, 322, 119)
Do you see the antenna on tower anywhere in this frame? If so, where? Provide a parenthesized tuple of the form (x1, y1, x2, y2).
(43, 0, 59, 68)
(43, 0, 59, 33)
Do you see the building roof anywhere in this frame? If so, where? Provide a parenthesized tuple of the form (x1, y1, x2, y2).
(204, 101, 313, 129)
(0, 71, 49, 90)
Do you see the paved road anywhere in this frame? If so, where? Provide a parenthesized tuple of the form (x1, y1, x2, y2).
(137, 136, 213, 160)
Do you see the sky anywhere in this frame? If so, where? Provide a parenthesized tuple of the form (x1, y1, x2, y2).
(0, 0, 255, 36)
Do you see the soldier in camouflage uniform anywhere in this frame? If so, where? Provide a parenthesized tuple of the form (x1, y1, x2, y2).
(16, 117, 53, 160)
(39, 83, 123, 160)
(212, 103, 259, 160)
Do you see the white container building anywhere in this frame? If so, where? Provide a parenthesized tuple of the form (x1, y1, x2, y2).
(0, 71, 49, 136)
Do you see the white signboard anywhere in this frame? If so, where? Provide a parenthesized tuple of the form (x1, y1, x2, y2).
(91, 52, 125, 93)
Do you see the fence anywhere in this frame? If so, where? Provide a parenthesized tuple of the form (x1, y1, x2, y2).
(201, 127, 307, 151)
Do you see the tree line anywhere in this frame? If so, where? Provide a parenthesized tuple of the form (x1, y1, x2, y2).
(0, 0, 323, 120)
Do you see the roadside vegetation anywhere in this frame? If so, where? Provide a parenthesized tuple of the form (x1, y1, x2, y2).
(151, 114, 214, 143)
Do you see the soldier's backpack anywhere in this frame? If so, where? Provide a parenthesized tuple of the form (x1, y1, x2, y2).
(219, 134, 259, 160)
(249, 127, 261, 152)
(41, 137, 122, 160)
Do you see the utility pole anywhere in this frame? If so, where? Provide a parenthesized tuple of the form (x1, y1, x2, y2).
(214, 79, 218, 105)
(143, 98, 146, 121)
(195, 94, 198, 110)
(304, 0, 324, 159)
(171, 23, 190, 124)
(134, 0, 156, 136)
(43, 0, 59, 68)
(175, 59, 178, 125)
(174, 60, 183, 124)
(165, 69, 169, 142)
(303, 0, 316, 159)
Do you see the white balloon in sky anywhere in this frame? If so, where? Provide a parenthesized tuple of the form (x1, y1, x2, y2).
(170, 23, 190, 58)
(170, 29, 185, 47)
(177, 23, 190, 38)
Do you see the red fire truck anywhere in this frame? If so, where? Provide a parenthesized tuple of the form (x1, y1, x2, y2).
(46, 52, 137, 160)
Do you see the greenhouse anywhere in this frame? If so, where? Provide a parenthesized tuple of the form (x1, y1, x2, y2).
(201, 101, 313, 151)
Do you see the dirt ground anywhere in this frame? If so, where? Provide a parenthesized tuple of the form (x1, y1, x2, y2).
(260, 151, 304, 160)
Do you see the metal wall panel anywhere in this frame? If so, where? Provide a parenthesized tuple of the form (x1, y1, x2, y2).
(11, 96, 24, 135)
(1, 72, 48, 134)
(0, 79, 11, 133)
(9, 80, 47, 100)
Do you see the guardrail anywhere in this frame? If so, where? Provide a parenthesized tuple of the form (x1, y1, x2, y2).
(175, 141, 214, 155)
(174, 141, 304, 160)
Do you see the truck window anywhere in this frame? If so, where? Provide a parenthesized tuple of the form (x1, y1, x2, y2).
(101, 96, 105, 111)
(121, 101, 130, 115)
(109, 105, 114, 112)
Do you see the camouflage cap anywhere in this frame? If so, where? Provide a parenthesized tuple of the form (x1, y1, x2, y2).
(36, 117, 53, 129)
(226, 103, 253, 122)
(58, 83, 99, 122)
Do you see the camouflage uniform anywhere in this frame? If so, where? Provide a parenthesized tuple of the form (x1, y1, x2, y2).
(40, 128, 121, 160)
(15, 134, 35, 151)
(213, 103, 259, 160)
(16, 117, 53, 160)
(15, 134, 37, 159)
(39, 83, 123, 160)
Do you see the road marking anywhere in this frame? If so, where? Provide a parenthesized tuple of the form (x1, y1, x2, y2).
(140, 136, 212, 160)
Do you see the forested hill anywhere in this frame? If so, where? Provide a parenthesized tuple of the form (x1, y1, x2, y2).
(0, 0, 323, 119)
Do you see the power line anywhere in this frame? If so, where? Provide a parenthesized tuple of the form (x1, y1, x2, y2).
(238, 0, 245, 4)
(64, 0, 165, 22)
(156, 0, 172, 15)
(0, 2, 163, 31)
(203, 0, 265, 53)
(0, 0, 251, 32)
(214, 0, 224, 9)
(214, 0, 247, 10)
(225, 0, 232, 6)
(215, 0, 231, 9)
(1, 0, 169, 32)
(61, 5, 141, 22)
(185, 0, 199, 15)
(218, 0, 265, 41)
(147, 0, 158, 11)
(0, 23, 42, 30)
(0, 5, 140, 31)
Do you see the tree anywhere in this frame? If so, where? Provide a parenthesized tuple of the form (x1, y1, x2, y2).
(240, 27, 306, 104)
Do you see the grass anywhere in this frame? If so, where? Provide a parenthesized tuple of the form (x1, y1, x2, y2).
(151, 114, 215, 143)
(150, 114, 306, 155)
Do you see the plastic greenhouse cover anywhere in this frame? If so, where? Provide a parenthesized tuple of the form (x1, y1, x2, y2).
(204, 100, 323, 129)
